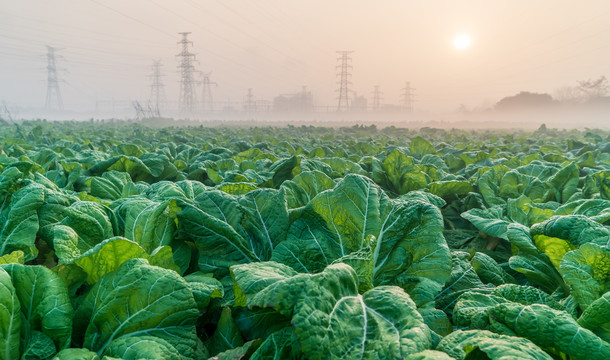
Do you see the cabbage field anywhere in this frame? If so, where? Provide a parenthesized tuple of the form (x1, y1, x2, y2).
(1, 120, 610, 359)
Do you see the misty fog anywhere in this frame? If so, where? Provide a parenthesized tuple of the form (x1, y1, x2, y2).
(1, 1, 610, 128)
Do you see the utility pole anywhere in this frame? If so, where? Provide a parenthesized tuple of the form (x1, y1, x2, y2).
(372, 85, 383, 112)
(176, 32, 197, 115)
(148, 59, 165, 117)
(336, 51, 353, 112)
(400, 81, 415, 113)
(45, 46, 63, 110)
(201, 72, 217, 113)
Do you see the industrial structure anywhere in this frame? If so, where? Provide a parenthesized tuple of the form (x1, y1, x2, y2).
(372, 85, 383, 112)
(148, 59, 165, 117)
(176, 32, 198, 114)
(336, 51, 353, 112)
(273, 86, 313, 112)
(45, 46, 63, 111)
(244, 88, 255, 113)
(53, 36, 417, 117)
(201, 72, 217, 113)
(400, 81, 415, 112)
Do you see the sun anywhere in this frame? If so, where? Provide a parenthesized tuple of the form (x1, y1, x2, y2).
(453, 34, 472, 50)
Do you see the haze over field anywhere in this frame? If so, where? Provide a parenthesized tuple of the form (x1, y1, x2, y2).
(1, 1, 610, 126)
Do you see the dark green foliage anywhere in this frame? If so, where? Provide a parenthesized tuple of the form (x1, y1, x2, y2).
(0, 120, 609, 359)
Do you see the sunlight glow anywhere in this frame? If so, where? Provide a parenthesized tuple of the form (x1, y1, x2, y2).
(453, 34, 472, 50)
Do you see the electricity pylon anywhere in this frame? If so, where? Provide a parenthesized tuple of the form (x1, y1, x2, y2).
(148, 59, 166, 117)
(372, 85, 383, 112)
(176, 32, 197, 114)
(244, 88, 255, 113)
(400, 81, 415, 112)
(45, 46, 63, 110)
(336, 51, 353, 112)
(201, 72, 217, 113)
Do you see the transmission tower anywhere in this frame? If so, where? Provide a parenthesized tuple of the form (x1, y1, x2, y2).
(148, 59, 166, 117)
(244, 88, 255, 113)
(201, 72, 217, 112)
(45, 46, 63, 110)
(176, 32, 198, 114)
(372, 85, 383, 112)
(400, 81, 415, 112)
(336, 51, 353, 112)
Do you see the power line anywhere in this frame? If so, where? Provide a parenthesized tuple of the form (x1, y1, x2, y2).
(511, 6, 610, 55)
(179, 0, 309, 74)
(214, 1, 313, 69)
(242, 2, 336, 56)
(0, 29, 154, 69)
(0, 9, 174, 46)
(0, 50, 34, 60)
(151, 0, 291, 84)
(88, 0, 178, 41)
(0, 15, 174, 52)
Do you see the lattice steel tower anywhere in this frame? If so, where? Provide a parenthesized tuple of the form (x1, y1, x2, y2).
(244, 88, 255, 113)
(149, 59, 166, 116)
(176, 32, 197, 114)
(372, 85, 383, 112)
(401, 81, 415, 112)
(336, 51, 353, 112)
(201, 72, 217, 113)
(45, 46, 63, 110)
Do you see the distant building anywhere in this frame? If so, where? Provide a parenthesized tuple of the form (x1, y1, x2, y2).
(273, 87, 313, 112)
(351, 92, 367, 112)
(381, 104, 402, 112)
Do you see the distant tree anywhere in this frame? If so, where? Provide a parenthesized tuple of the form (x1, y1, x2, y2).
(457, 104, 469, 113)
(554, 85, 582, 104)
(554, 76, 608, 104)
(577, 76, 608, 100)
(495, 91, 555, 111)
(535, 123, 547, 133)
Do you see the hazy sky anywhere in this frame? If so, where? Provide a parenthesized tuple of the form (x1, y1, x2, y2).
(2, 1, 610, 113)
